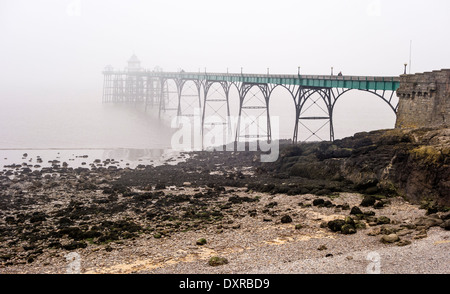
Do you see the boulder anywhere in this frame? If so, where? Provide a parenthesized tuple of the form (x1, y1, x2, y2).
(323, 200, 334, 208)
(350, 206, 363, 215)
(441, 219, 450, 230)
(381, 234, 400, 244)
(373, 201, 385, 209)
(441, 212, 450, 221)
(415, 215, 443, 229)
(312, 198, 325, 206)
(327, 219, 346, 232)
(344, 216, 355, 226)
(341, 224, 356, 234)
(196, 238, 207, 245)
(281, 215, 292, 224)
(377, 216, 391, 225)
(360, 195, 376, 207)
(208, 256, 228, 266)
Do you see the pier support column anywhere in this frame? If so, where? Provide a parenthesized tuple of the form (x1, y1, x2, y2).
(159, 78, 179, 119)
(202, 81, 231, 149)
(293, 88, 335, 142)
(235, 83, 273, 145)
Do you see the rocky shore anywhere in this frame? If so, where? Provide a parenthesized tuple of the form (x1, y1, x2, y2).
(0, 126, 449, 273)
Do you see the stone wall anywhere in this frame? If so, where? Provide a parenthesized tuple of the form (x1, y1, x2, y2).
(396, 69, 450, 128)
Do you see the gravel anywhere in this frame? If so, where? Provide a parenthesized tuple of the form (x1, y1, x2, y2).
(2, 190, 448, 274)
(248, 227, 450, 274)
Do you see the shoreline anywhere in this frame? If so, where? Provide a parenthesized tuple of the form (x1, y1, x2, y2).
(0, 147, 188, 171)
(1, 127, 449, 274)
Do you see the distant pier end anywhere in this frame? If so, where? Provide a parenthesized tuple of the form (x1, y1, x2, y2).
(396, 69, 450, 128)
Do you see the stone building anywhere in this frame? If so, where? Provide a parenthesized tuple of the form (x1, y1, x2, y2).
(396, 69, 450, 128)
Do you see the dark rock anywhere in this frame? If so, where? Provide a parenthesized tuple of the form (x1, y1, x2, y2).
(350, 206, 363, 215)
(208, 256, 228, 266)
(338, 203, 351, 210)
(341, 224, 356, 234)
(380, 226, 397, 235)
(376, 216, 391, 225)
(360, 195, 377, 207)
(63, 241, 87, 250)
(5, 216, 16, 224)
(323, 200, 334, 207)
(196, 238, 207, 245)
(415, 215, 443, 228)
(441, 219, 450, 230)
(48, 242, 62, 249)
(281, 215, 292, 224)
(327, 219, 346, 232)
(29, 212, 47, 223)
(355, 179, 379, 193)
(58, 217, 73, 227)
(373, 201, 385, 209)
(363, 210, 376, 216)
(316, 189, 332, 196)
(21, 168, 32, 174)
(344, 216, 356, 226)
(265, 202, 278, 208)
(312, 198, 325, 206)
(228, 195, 258, 204)
(441, 212, 450, 221)
(426, 206, 439, 215)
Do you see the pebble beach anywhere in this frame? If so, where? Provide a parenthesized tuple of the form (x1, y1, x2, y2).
(1, 144, 449, 274)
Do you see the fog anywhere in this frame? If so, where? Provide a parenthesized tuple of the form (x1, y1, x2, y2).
(1, 0, 450, 149)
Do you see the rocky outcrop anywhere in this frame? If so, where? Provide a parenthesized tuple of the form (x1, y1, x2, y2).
(265, 127, 450, 208)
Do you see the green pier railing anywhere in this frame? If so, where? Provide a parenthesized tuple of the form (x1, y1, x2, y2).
(106, 71, 400, 92)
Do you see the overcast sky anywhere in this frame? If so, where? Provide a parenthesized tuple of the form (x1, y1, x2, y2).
(1, 0, 450, 97)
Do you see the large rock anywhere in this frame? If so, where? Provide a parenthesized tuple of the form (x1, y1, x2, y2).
(350, 206, 363, 215)
(415, 215, 444, 229)
(441, 219, 450, 230)
(341, 224, 356, 234)
(327, 219, 346, 232)
(381, 234, 400, 244)
(281, 215, 292, 224)
(269, 127, 450, 207)
(360, 195, 376, 207)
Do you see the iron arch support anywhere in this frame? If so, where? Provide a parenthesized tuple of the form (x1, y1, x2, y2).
(201, 80, 232, 149)
(294, 87, 336, 142)
(178, 79, 202, 116)
(235, 83, 273, 144)
(330, 88, 398, 115)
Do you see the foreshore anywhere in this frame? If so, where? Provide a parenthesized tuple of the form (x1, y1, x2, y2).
(1, 127, 449, 274)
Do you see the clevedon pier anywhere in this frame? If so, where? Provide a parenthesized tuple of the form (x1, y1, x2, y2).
(102, 55, 401, 144)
